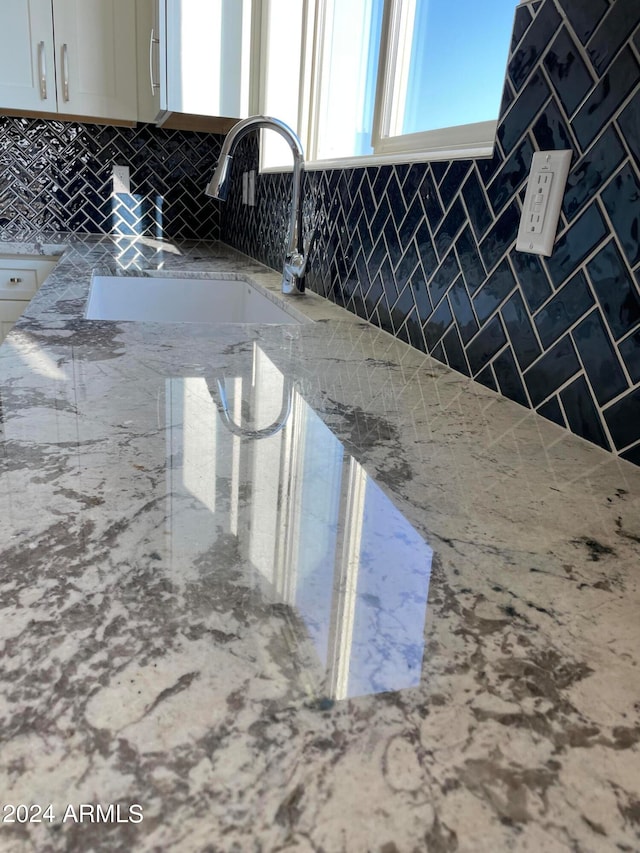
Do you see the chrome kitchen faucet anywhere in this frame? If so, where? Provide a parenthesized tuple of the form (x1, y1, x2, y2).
(205, 115, 312, 296)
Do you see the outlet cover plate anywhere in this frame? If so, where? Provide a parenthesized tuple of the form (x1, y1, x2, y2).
(112, 165, 130, 195)
(516, 150, 572, 256)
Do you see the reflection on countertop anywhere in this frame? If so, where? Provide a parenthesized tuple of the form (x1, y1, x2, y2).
(0, 234, 639, 853)
(167, 345, 432, 702)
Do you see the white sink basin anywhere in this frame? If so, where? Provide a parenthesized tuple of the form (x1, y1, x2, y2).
(85, 274, 306, 325)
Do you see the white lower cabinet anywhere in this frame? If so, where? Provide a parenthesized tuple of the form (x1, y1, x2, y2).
(0, 301, 32, 343)
(0, 256, 58, 345)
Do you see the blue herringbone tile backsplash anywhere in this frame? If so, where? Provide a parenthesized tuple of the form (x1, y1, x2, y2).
(222, 0, 640, 467)
(0, 0, 638, 466)
(0, 121, 222, 241)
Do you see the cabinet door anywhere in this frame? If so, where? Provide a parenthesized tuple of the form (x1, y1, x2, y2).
(0, 0, 55, 111)
(0, 300, 30, 345)
(0, 256, 57, 299)
(136, 0, 163, 122)
(165, 0, 253, 118)
(52, 0, 138, 120)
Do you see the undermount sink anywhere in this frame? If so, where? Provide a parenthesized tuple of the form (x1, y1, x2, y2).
(84, 274, 307, 325)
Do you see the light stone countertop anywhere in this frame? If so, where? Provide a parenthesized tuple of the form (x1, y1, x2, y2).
(0, 233, 639, 853)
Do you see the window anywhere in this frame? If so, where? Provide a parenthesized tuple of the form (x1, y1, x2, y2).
(259, 0, 519, 170)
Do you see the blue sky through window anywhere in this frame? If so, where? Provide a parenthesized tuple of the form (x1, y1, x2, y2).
(403, 0, 518, 134)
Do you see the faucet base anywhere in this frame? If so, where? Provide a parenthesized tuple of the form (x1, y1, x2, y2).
(281, 271, 306, 295)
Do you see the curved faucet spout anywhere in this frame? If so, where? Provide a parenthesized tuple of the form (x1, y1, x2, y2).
(205, 115, 309, 295)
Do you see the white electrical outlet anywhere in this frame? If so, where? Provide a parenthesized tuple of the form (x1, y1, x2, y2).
(248, 170, 256, 207)
(516, 150, 572, 256)
(112, 164, 130, 194)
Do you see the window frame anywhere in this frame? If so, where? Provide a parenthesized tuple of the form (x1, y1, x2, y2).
(258, 0, 520, 173)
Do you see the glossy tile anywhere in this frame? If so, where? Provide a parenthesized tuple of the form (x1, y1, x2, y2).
(509, 1, 561, 90)
(424, 297, 453, 351)
(442, 325, 470, 376)
(424, 290, 453, 350)
(430, 161, 448, 182)
(434, 198, 466, 257)
(401, 163, 426, 202)
(498, 71, 551, 154)
(537, 395, 566, 427)
(480, 202, 520, 271)
(414, 222, 438, 278)
(466, 315, 507, 375)
(357, 171, 377, 216)
(560, 375, 612, 449)
(382, 216, 403, 269)
(621, 442, 640, 466)
(562, 127, 626, 220)
(439, 161, 473, 209)
(494, 347, 529, 406)
(617, 89, 640, 170)
(371, 195, 391, 239)
(394, 241, 420, 289)
(418, 171, 445, 233)
(367, 234, 388, 282)
(587, 0, 640, 76)
(386, 171, 407, 225)
(429, 251, 460, 307)
(363, 272, 385, 317)
(487, 136, 535, 214)
(477, 147, 504, 185)
(430, 339, 446, 362)
(398, 196, 424, 245)
(500, 290, 542, 369)
(473, 259, 518, 324)
(375, 291, 394, 334)
(572, 310, 629, 406)
(391, 283, 417, 333)
(455, 225, 486, 294)
(524, 335, 581, 406)
(500, 79, 516, 116)
(511, 3, 533, 51)
(535, 270, 595, 348)
(372, 165, 392, 200)
(532, 100, 576, 152)
(555, 0, 608, 45)
(545, 204, 608, 288)
(573, 48, 640, 150)
(411, 269, 433, 324)
(600, 162, 640, 267)
(587, 240, 640, 338)
(604, 386, 640, 449)
(449, 276, 479, 344)
(543, 26, 595, 117)
(476, 363, 498, 391)
(619, 331, 640, 384)
(510, 249, 553, 311)
(461, 170, 494, 239)
(403, 311, 426, 353)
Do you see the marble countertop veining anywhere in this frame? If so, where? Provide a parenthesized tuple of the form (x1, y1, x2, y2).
(0, 233, 639, 853)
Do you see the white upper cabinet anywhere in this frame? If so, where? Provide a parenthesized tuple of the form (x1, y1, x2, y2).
(0, 0, 54, 111)
(52, 0, 138, 120)
(0, 0, 137, 121)
(140, 0, 257, 125)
